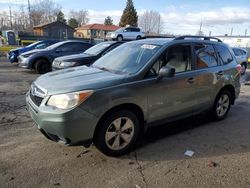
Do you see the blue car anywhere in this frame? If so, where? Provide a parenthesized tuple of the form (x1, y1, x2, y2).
(8, 40, 60, 63)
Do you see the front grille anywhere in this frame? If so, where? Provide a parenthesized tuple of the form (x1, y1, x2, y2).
(30, 84, 46, 107)
(30, 91, 43, 106)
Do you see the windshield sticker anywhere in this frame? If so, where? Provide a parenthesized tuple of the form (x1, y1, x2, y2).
(141, 44, 157, 50)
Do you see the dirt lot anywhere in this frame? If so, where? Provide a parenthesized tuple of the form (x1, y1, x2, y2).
(1, 58, 250, 188)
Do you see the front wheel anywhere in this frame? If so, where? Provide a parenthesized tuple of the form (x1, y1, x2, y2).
(212, 90, 232, 120)
(117, 35, 123, 41)
(95, 110, 140, 156)
(35, 59, 50, 74)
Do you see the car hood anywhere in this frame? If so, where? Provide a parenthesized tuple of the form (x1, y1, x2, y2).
(10, 46, 30, 53)
(34, 66, 126, 95)
(21, 48, 49, 56)
(56, 53, 95, 62)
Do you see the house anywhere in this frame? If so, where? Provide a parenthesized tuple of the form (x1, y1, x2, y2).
(34, 21, 75, 39)
(75, 24, 120, 39)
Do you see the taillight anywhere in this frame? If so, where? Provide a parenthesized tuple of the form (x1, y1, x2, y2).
(236, 64, 242, 73)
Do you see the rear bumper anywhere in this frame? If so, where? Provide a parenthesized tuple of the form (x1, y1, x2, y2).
(26, 92, 99, 145)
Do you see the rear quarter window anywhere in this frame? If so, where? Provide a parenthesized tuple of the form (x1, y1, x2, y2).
(215, 45, 233, 65)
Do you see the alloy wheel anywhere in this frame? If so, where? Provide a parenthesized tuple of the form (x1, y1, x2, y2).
(105, 117, 134, 151)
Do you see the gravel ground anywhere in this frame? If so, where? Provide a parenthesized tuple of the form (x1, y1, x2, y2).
(1, 59, 250, 188)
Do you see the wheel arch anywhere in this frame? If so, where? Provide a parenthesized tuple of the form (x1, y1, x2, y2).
(216, 85, 236, 105)
(93, 103, 146, 143)
(31, 57, 50, 69)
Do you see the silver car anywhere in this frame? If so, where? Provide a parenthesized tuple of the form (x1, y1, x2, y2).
(106, 26, 145, 41)
(232, 47, 248, 74)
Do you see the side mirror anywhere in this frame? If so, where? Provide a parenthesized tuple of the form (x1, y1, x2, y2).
(158, 66, 175, 79)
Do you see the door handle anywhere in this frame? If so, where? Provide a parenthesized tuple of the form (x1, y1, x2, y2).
(217, 70, 224, 76)
(187, 77, 195, 84)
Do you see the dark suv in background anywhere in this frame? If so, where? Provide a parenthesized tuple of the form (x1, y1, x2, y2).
(52, 41, 124, 70)
(26, 36, 241, 156)
(18, 40, 93, 74)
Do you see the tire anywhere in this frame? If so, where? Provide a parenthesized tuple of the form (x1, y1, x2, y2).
(95, 110, 140, 156)
(117, 35, 123, 41)
(35, 59, 50, 74)
(241, 63, 247, 75)
(212, 90, 232, 120)
(136, 36, 141, 40)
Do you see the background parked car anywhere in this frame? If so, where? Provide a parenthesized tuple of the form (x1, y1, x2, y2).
(232, 47, 249, 74)
(8, 40, 60, 63)
(52, 41, 124, 70)
(18, 40, 93, 74)
(106, 26, 145, 41)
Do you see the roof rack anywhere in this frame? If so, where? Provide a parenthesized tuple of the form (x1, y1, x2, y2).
(174, 35, 222, 42)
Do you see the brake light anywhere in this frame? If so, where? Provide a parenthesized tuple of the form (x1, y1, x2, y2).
(236, 64, 242, 73)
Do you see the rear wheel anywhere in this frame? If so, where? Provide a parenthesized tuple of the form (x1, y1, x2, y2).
(212, 90, 232, 120)
(35, 59, 50, 74)
(241, 63, 247, 75)
(95, 110, 140, 156)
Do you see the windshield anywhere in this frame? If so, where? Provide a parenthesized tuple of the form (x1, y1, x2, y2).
(26, 41, 41, 48)
(93, 43, 161, 74)
(46, 41, 65, 50)
(84, 42, 112, 55)
(115, 28, 124, 32)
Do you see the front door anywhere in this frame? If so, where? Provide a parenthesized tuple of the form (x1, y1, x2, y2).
(146, 44, 197, 122)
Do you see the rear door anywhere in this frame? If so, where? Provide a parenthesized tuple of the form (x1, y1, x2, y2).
(192, 42, 225, 112)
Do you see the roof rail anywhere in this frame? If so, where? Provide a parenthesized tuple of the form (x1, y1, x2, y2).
(174, 35, 222, 42)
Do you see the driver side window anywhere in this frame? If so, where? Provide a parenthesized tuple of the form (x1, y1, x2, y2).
(147, 44, 192, 77)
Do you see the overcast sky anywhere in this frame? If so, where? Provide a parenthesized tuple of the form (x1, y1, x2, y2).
(0, 0, 250, 36)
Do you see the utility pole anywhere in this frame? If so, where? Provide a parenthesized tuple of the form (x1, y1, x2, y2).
(199, 21, 202, 34)
(230, 27, 233, 36)
(9, 6, 12, 30)
(245, 29, 247, 36)
(28, 0, 32, 27)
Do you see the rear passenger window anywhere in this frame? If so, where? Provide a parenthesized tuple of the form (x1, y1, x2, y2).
(195, 44, 218, 69)
(215, 45, 233, 65)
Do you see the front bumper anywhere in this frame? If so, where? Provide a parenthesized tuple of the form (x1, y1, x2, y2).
(7, 53, 18, 63)
(18, 56, 29, 69)
(26, 92, 99, 145)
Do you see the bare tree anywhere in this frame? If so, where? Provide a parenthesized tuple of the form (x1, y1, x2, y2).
(138, 10, 164, 34)
(30, 0, 62, 26)
(69, 10, 89, 27)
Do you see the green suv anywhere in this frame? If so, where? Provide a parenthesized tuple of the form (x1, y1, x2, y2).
(26, 36, 241, 156)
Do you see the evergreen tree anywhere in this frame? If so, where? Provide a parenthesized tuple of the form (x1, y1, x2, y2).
(104, 16, 113, 25)
(68, 18, 79, 28)
(119, 0, 138, 27)
(57, 11, 66, 23)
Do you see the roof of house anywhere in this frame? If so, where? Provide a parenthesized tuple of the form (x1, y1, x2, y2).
(34, 21, 75, 30)
(76, 24, 120, 31)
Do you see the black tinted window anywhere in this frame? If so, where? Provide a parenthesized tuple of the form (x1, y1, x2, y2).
(233, 49, 241, 56)
(215, 45, 233, 65)
(73, 43, 91, 52)
(56, 43, 74, 52)
(195, 44, 218, 69)
(131, 28, 140, 32)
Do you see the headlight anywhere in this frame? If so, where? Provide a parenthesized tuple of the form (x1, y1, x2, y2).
(59, 61, 78, 67)
(47, 90, 94, 109)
